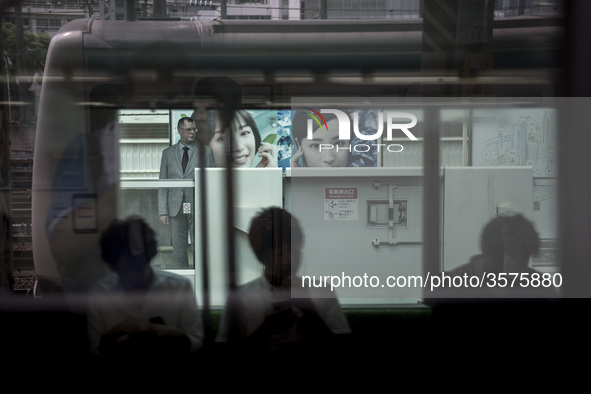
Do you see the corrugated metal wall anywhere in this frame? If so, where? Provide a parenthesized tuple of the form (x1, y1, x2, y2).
(119, 140, 168, 179)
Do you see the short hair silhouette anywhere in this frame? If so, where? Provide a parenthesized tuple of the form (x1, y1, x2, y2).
(248, 207, 303, 285)
(100, 216, 158, 266)
(480, 216, 505, 258)
(502, 213, 540, 261)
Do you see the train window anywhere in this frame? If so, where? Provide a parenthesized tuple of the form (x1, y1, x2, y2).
(37, 95, 561, 304)
(30, 18, 567, 310)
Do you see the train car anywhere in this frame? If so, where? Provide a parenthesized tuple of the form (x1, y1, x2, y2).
(32, 16, 564, 295)
(24, 15, 590, 369)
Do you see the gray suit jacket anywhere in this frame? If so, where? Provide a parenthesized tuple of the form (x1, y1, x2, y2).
(158, 141, 215, 217)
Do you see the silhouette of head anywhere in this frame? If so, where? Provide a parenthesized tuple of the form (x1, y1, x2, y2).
(248, 207, 304, 287)
(480, 216, 506, 259)
(502, 213, 540, 264)
(479, 213, 540, 270)
(100, 216, 158, 290)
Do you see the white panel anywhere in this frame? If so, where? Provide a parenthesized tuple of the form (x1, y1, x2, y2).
(193, 168, 283, 307)
(289, 168, 424, 304)
(442, 166, 533, 271)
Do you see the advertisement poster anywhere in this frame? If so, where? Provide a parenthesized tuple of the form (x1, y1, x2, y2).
(290, 109, 379, 168)
(170, 109, 292, 169)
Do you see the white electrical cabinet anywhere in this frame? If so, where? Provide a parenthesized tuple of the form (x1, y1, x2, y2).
(442, 166, 534, 272)
(287, 168, 425, 305)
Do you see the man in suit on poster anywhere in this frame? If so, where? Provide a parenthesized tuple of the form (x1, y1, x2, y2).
(159, 117, 215, 268)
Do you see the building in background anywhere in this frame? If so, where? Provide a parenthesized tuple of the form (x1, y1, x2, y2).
(2, 0, 566, 35)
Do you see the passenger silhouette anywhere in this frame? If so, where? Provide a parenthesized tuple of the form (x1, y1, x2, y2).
(216, 207, 351, 363)
(445, 213, 557, 298)
(501, 213, 540, 273)
(86, 216, 203, 359)
(446, 216, 505, 278)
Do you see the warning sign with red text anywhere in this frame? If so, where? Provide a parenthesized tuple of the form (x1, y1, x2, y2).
(324, 187, 358, 221)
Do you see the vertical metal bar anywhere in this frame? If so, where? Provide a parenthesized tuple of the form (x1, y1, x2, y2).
(125, 0, 136, 21)
(192, 77, 240, 343)
(194, 104, 212, 344)
(221, 0, 227, 19)
(321, 0, 328, 19)
(422, 104, 440, 297)
(558, 99, 591, 298)
(0, 50, 13, 290)
(153, 0, 167, 17)
(223, 110, 237, 291)
(560, 2, 591, 298)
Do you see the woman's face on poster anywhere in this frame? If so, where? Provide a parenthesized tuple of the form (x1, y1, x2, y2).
(209, 112, 257, 167)
(297, 118, 350, 167)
